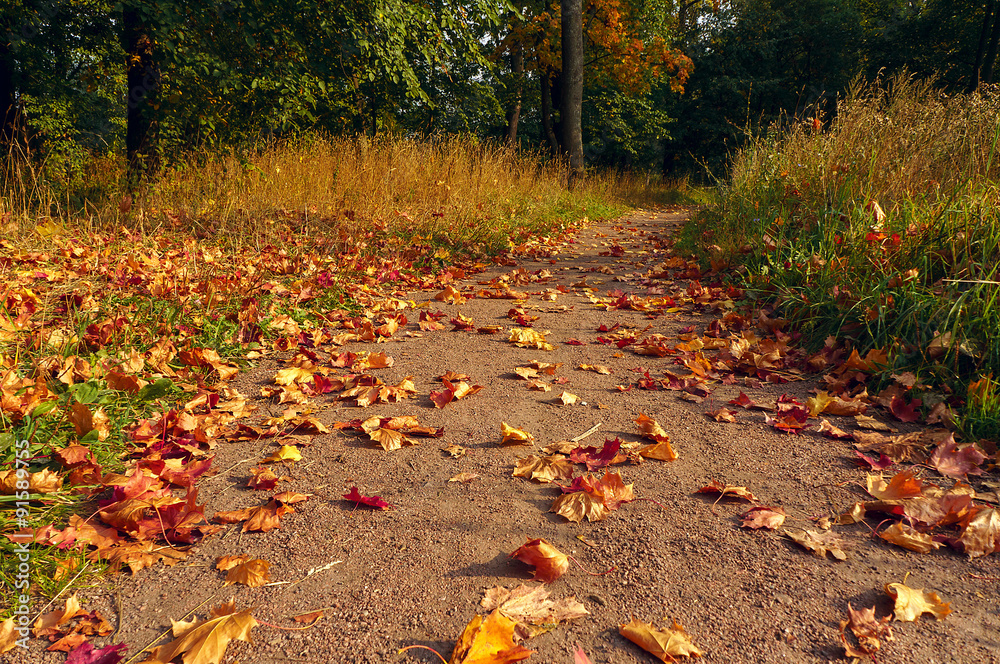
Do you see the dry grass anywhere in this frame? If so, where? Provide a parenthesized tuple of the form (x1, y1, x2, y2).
(2, 134, 634, 256)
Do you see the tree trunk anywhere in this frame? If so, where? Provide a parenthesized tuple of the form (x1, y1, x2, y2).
(0, 14, 17, 148)
(561, 0, 584, 189)
(971, 1, 998, 91)
(540, 70, 560, 155)
(982, 1, 1000, 86)
(122, 4, 160, 181)
(505, 45, 524, 146)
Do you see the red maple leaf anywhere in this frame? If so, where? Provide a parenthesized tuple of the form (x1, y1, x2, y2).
(343, 486, 392, 510)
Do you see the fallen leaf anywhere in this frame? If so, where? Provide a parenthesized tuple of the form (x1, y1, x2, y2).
(368, 427, 420, 451)
(143, 600, 257, 664)
(785, 529, 847, 560)
(705, 407, 737, 423)
(839, 603, 893, 659)
(260, 445, 301, 463)
(855, 414, 894, 431)
(877, 523, 940, 554)
(445, 610, 533, 664)
(501, 422, 534, 445)
(573, 645, 594, 664)
(449, 472, 480, 483)
(956, 506, 1000, 558)
(512, 455, 574, 483)
(342, 486, 391, 510)
(570, 438, 624, 470)
(578, 364, 611, 375)
(0, 619, 18, 654)
(510, 538, 569, 583)
(508, 327, 554, 351)
(866, 469, 925, 500)
(817, 419, 852, 439)
(558, 391, 580, 405)
(884, 582, 952, 621)
(854, 450, 893, 471)
(443, 444, 469, 459)
(619, 617, 703, 663)
(481, 584, 589, 639)
(928, 434, 987, 478)
(65, 642, 128, 664)
(696, 480, 757, 503)
(740, 506, 786, 530)
(220, 558, 272, 587)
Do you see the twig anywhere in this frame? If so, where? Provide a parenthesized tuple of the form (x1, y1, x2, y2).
(969, 573, 1000, 581)
(567, 554, 616, 577)
(571, 423, 601, 443)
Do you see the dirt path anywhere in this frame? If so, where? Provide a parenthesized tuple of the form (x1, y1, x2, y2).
(17, 208, 1000, 664)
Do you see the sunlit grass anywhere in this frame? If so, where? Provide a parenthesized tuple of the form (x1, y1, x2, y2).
(683, 75, 1000, 438)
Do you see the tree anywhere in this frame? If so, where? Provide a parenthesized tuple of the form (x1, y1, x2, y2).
(561, 0, 584, 187)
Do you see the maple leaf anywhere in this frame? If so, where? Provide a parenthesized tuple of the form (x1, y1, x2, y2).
(866, 469, 925, 500)
(578, 364, 611, 374)
(854, 450, 892, 471)
(884, 582, 952, 621)
(508, 327, 554, 351)
(443, 610, 533, 664)
(696, 480, 757, 503)
(0, 468, 63, 494)
(33, 594, 87, 638)
(247, 466, 285, 491)
(143, 600, 257, 664)
(889, 394, 922, 422)
(260, 445, 301, 463)
(343, 486, 391, 510)
(817, 418, 852, 439)
(740, 506, 786, 530)
(928, 434, 987, 478)
(552, 472, 634, 522)
(705, 407, 737, 422)
(512, 455, 574, 483)
(855, 414, 894, 431)
(510, 538, 569, 583)
(0, 619, 17, 654)
(217, 556, 272, 587)
(956, 506, 1000, 558)
(481, 584, 588, 640)
(619, 617, 703, 663)
(558, 391, 579, 405)
(785, 529, 848, 560)
(839, 603, 893, 659)
(368, 427, 420, 451)
(877, 522, 940, 553)
(728, 391, 759, 409)
(64, 642, 127, 664)
(500, 422, 534, 445)
(570, 438, 624, 470)
(443, 444, 469, 458)
(449, 472, 480, 483)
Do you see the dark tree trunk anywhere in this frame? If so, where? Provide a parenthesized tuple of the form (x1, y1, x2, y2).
(122, 4, 160, 180)
(982, 1, 1000, 86)
(561, 0, 585, 189)
(505, 44, 524, 146)
(971, 1, 999, 91)
(0, 14, 17, 147)
(540, 70, 560, 156)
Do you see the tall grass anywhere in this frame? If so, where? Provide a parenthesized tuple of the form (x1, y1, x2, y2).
(685, 75, 1000, 438)
(2, 134, 634, 256)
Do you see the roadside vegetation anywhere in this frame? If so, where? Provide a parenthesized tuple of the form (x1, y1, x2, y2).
(683, 76, 1000, 439)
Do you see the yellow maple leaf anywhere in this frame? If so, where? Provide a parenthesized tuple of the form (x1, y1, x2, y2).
(447, 610, 533, 664)
(143, 601, 258, 664)
(500, 422, 534, 445)
(260, 445, 301, 463)
(884, 581, 952, 622)
(508, 328, 554, 351)
(619, 617, 703, 662)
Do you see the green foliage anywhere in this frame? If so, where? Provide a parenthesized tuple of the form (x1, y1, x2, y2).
(687, 76, 1000, 436)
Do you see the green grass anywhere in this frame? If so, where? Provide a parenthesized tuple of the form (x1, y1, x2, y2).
(682, 75, 1000, 439)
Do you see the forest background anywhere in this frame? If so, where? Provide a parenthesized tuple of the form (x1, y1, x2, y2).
(2, 0, 998, 191)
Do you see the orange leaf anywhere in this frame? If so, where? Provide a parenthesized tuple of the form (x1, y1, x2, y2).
(143, 601, 257, 664)
(510, 538, 569, 583)
(619, 617, 703, 662)
(447, 610, 533, 664)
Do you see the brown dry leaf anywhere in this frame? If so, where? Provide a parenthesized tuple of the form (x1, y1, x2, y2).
(215, 555, 250, 571)
(884, 582, 952, 621)
(514, 366, 540, 380)
(442, 444, 468, 459)
(705, 407, 737, 423)
(512, 455, 574, 483)
(866, 469, 924, 501)
(143, 600, 258, 664)
(619, 617, 703, 663)
(510, 538, 570, 583)
(527, 360, 562, 374)
(740, 506, 786, 530)
(542, 441, 579, 455)
(635, 413, 670, 442)
(696, 479, 757, 503)
(578, 364, 611, 375)
(957, 507, 1000, 558)
(291, 610, 324, 625)
(501, 422, 534, 445)
(0, 618, 18, 654)
(0, 468, 64, 494)
(526, 379, 552, 392)
(855, 414, 894, 431)
(449, 472, 480, 484)
(878, 523, 941, 554)
(785, 529, 848, 560)
(839, 603, 893, 659)
(445, 609, 533, 664)
(481, 584, 589, 640)
(32, 594, 87, 638)
(817, 419, 852, 439)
